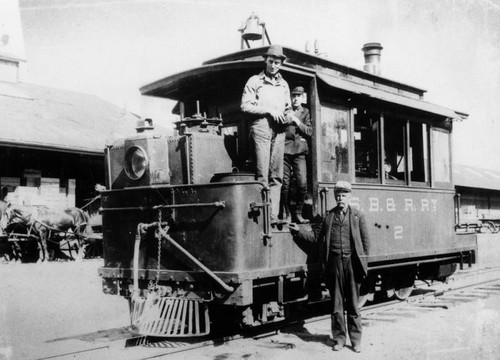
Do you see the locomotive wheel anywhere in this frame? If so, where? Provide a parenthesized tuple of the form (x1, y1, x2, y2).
(383, 270, 415, 301)
(358, 293, 374, 308)
(393, 276, 415, 300)
(393, 285, 414, 300)
(358, 275, 375, 307)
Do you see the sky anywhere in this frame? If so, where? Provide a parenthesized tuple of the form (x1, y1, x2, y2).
(10, 0, 500, 169)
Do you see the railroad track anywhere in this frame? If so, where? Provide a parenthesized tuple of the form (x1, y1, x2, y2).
(33, 265, 500, 360)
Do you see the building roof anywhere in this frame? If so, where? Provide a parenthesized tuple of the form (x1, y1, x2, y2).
(454, 164, 500, 192)
(0, 80, 140, 155)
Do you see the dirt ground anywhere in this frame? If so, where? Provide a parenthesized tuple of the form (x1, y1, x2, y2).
(0, 259, 129, 360)
(1, 260, 500, 360)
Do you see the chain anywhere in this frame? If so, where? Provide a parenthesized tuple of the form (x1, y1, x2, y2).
(155, 210, 162, 287)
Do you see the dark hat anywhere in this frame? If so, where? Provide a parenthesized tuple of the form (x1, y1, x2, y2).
(334, 181, 352, 193)
(291, 86, 305, 95)
(263, 44, 286, 60)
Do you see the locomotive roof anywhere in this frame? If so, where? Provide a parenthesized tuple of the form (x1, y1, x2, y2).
(140, 46, 467, 121)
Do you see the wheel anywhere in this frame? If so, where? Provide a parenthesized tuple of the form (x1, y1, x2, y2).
(82, 234, 103, 258)
(358, 292, 374, 308)
(393, 275, 415, 300)
(58, 236, 85, 260)
(384, 270, 415, 301)
(393, 286, 413, 300)
(358, 277, 375, 307)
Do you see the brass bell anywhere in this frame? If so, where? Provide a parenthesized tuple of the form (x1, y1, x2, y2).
(241, 13, 262, 41)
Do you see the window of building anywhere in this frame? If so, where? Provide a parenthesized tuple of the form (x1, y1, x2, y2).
(354, 110, 380, 182)
(383, 115, 406, 183)
(320, 105, 349, 182)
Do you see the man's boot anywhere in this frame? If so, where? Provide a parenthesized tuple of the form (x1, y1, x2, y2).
(294, 213, 309, 224)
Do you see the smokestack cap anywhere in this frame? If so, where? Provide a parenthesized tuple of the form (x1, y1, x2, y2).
(362, 42, 383, 56)
(362, 42, 383, 75)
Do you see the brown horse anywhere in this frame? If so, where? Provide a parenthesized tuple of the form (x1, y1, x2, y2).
(1, 204, 93, 262)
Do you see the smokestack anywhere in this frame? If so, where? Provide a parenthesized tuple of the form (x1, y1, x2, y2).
(362, 42, 383, 75)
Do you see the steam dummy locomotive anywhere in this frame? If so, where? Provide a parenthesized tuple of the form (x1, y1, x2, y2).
(99, 44, 476, 337)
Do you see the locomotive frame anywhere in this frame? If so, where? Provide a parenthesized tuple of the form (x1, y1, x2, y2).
(99, 45, 476, 337)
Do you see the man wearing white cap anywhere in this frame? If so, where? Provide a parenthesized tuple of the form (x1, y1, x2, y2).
(241, 44, 297, 224)
(290, 181, 370, 353)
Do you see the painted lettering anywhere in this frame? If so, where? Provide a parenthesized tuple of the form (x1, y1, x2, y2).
(369, 197, 379, 212)
(431, 199, 438, 211)
(404, 198, 415, 211)
(350, 197, 361, 210)
(386, 198, 396, 212)
(421, 199, 430, 211)
(394, 225, 403, 239)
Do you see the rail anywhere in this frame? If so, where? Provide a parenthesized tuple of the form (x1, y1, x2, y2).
(99, 201, 226, 213)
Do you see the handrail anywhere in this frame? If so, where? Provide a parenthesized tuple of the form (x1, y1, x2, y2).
(100, 201, 225, 213)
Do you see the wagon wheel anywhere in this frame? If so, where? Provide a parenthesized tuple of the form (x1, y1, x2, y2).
(6, 223, 40, 263)
(82, 233, 103, 258)
(58, 234, 86, 260)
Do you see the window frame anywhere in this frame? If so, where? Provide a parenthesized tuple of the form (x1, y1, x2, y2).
(317, 102, 352, 184)
(430, 126, 453, 189)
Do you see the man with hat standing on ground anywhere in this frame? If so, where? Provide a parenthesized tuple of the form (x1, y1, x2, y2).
(280, 86, 313, 224)
(289, 181, 370, 353)
(241, 44, 297, 224)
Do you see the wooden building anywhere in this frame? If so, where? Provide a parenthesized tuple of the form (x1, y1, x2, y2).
(0, 53, 139, 210)
(454, 164, 500, 228)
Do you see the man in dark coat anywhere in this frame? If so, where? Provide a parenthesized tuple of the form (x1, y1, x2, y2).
(280, 86, 313, 224)
(290, 181, 370, 353)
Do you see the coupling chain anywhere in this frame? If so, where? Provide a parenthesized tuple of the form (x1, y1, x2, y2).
(155, 210, 163, 285)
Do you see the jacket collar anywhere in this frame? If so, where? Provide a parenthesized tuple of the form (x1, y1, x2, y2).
(258, 70, 284, 85)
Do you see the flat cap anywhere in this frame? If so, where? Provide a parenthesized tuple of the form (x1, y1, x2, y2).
(291, 86, 305, 95)
(263, 44, 287, 60)
(334, 181, 352, 193)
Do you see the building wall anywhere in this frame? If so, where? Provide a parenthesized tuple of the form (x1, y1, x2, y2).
(0, 146, 103, 210)
(456, 186, 500, 223)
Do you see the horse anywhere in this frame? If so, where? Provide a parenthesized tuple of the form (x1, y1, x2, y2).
(0, 199, 10, 231)
(1, 204, 93, 262)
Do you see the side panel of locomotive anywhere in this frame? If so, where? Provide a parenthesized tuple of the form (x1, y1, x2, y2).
(320, 186, 476, 261)
(101, 183, 308, 275)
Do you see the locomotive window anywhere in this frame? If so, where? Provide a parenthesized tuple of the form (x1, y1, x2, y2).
(431, 129, 451, 184)
(320, 105, 350, 182)
(383, 115, 406, 183)
(354, 110, 380, 183)
(409, 122, 429, 184)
